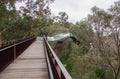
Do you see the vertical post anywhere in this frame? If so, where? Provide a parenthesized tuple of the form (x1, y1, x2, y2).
(13, 40, 16, 60)
(0, 32, 2, 47)
(61, 71, 65, 79)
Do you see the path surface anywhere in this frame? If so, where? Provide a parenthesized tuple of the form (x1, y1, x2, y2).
(0, 40, 49, 79)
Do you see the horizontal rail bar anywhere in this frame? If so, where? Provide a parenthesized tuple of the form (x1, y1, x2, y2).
(43, 37, 72, 79)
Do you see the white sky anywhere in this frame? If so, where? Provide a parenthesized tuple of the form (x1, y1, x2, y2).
(49, 0, 118, 23)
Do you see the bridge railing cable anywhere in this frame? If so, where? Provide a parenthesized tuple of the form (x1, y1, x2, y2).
(0, 37, 36, 73)
(43, 36, 72, 79)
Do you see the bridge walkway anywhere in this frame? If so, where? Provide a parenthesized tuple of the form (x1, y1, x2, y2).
(0, 40, 49, 79)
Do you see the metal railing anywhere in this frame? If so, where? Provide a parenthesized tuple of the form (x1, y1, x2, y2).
(0, 37, 36, 73)
(43, 37, 72, 79)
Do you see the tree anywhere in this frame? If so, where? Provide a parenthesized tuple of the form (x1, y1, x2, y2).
(0, 0, 55, 42)
(108, 1, 120, 79)
(0, 0, 21, 42)
(70, 20, 93, 54)
(21, 0, 55, 36)
(57, 12, 69, 27)
(88, 2, 120, 79)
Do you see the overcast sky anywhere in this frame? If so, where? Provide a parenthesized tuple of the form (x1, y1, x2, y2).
(49, 0, 118, 23)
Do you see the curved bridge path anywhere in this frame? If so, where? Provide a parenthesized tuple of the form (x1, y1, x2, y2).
(38, 33, 78, 42)
(38, 33, 79, 54)
(0, 40, 49, 79)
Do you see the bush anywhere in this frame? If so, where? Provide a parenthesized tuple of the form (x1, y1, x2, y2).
(95, 67, 106, 79)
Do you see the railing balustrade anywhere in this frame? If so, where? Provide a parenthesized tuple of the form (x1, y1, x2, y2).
(43, 37, 72, 79)
(0, 37, 36, 73)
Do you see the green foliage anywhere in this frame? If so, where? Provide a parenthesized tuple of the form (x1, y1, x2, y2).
(40, 23, 69, 36)
(95, 67, 106, 79)
(58, 12, 69, 27)
(70, 21, 93, 54)
(0, 0, 120, 79)
(0, 0, 55, 42)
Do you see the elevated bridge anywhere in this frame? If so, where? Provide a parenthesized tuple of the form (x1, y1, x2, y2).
(38, 33, 79, 54)
(0, 33, 79, 79)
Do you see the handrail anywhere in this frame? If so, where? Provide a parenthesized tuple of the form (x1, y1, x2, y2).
(0, 37, 34, 48)
(0, 37, 35, 52)
(43, 37, 72, 79)
(43, 41, 54, 79)
(0, 37, 36, 73)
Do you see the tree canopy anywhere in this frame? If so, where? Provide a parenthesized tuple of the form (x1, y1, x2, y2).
(0, 0, 120, 79)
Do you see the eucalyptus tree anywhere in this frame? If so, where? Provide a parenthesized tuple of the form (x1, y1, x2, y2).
(0, 0, 55, 42)
(0, 0, 24, 31)
(57, 12, 69, 27)
(88, 1, 120, 78)
(0, 0, 22, 42)
(70, 20, 93, 54)
(19, 0, 55, 37)
(108, 1, 120, 79)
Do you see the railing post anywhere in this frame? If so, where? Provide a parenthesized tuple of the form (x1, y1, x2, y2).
(13, 40, 16, 60)
(0, 32, 2, 47)
(61, 70, 65, 79)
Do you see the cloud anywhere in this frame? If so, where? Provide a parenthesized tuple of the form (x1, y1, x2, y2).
(50, 0, 118, 23)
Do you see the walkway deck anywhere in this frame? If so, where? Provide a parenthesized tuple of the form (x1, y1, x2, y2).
(0, 40, 49, 79)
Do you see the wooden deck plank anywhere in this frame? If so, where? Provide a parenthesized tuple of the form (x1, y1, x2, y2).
(0, 40, 49, 79)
